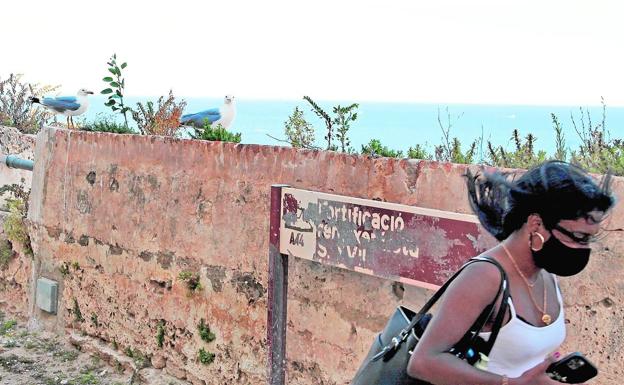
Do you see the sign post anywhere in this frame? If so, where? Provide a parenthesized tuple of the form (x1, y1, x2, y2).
(267, 186, 494, 384)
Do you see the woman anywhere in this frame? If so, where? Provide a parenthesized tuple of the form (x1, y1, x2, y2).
(407, 161, 615, 385)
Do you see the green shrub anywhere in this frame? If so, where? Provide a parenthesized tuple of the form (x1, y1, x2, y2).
(80, 113, 136, 134)
(156, 321, 165, 348)
(0, 319, 17, 335)
(407, 144, 433, 160)
(178, 271, 202, 293)
(284, 106, 316, 149)
(78, 372, 99, 385)
(435, 137, 478, 164)
(303, 96, 359, 152)
(361, 139, 403, 158)
(190, 121, 241, 143)
(198, 348, 215, 365)
(3, 198, 33, 257)
(487, 129, 547, 169)
(197, 319, 215, 343)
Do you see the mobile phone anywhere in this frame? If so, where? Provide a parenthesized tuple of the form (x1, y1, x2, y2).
(546, 352, 598, 383)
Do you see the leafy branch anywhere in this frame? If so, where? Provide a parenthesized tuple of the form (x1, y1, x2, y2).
(101, 54, 130, 127)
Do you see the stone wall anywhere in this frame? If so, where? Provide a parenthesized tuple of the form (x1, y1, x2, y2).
(0, 126, 35, 320)
(7, 126, 624, 384)
(0, 126, 35, 201)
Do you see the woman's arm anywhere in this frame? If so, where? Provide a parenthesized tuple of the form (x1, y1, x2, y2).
(406, 261, 507, 385)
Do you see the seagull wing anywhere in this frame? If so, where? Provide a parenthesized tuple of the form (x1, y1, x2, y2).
(181, 108, 222, 127)
(41, 96, 81, 112)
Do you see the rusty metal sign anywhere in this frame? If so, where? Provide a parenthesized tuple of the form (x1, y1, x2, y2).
(279, 187, 492, 289)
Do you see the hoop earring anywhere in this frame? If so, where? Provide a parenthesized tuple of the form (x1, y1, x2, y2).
(529, 232, 545, 252)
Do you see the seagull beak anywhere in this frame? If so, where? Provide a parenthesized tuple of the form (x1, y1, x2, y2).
(87, 91, 94, 95)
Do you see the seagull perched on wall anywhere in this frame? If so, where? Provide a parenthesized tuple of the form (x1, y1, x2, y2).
(180, 95, 236, 129)
(29, 88, 93, 129)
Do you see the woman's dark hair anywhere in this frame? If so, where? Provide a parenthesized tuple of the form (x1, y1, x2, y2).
(465, 161, 615, 241)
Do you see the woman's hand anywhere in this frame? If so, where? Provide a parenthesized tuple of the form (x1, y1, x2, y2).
(509, 357, 588, 385)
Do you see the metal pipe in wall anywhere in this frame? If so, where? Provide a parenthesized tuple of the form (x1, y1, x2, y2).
(1, 155, 34, 171)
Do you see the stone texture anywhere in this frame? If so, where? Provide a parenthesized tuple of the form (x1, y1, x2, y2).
(4, 126, 623, 385)
(0, 211, 32, 318)
(0, 126, 35, 208)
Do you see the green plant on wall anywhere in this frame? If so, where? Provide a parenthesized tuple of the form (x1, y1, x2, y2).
(361, 139, 403, 158)
(197, 318, 215, 343)
(333, 103, 359, 153)
(101, 54, 131, 128)
(90, 313, 99, 328)
(487, 129, 547, 169)
(79, 113, 137, 134)
(72, 298, 84, 323)
(198, 348, 215, 365)
(283, 106, 317, 149)
(3, 198, 33, 257)
(178, 271, 202, 294)
(59, 262, 71, 277)
(407, 144, 433, 160)
(156, 321, 165, 348)
(189, 121, 242, 143)
(1, 181, 33, 258)
(303, 96, 359, 152)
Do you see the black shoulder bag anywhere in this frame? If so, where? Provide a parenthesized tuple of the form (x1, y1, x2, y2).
(350, 256, 510, 385)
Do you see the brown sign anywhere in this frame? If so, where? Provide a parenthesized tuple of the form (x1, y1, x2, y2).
(279, 187, 493, 289)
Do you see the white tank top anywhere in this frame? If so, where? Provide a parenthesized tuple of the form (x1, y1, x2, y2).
(478, 275, 566, 378)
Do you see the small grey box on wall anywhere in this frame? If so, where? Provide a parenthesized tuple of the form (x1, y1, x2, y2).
(36, 277, 58, 314)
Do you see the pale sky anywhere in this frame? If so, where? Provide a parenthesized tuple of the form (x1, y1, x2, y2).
(3, 0, 624, 105)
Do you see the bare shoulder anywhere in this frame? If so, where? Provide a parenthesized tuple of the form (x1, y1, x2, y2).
(445, 260, 503, 301)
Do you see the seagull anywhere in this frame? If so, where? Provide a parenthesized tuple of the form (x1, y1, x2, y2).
(30, 88, 93, 129)
(180, 95, 236, 129)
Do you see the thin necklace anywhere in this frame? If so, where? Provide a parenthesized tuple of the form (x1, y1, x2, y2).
(501, 243, 552, 325)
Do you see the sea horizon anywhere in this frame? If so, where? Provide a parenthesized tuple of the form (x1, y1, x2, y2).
(78, 96, 624, 156)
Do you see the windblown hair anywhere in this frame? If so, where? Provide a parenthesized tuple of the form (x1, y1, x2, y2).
(465, 161, 615, 241)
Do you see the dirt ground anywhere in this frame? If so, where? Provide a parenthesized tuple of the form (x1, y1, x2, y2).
(0, 315, 189, 385)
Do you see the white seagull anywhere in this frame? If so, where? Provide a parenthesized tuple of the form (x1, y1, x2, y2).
(180, 95, 236, 129)
(30, 88, 94, 129)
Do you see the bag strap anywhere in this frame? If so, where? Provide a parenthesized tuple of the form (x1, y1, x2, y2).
(372, 256, 509, 361)
(453, 256, 509, 357)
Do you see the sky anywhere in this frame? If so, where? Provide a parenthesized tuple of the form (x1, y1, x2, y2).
(2, 0, 624, 106)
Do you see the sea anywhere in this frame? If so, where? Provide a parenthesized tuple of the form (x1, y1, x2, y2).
(81, 97, 624, 156)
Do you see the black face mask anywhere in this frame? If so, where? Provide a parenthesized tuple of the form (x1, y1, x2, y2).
(532, 233, 591, 276)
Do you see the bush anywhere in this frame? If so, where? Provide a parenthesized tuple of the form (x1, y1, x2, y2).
(131, 90, 187, 136)
(3, 199, 32, 257)
(197, 318, 216, 343)
(487, 129, 547, 169)
(407, 144, 433, 160)
(284, 107, 316, 148)
(433, 107, 479, 164)
(303, 96, 359, 152)
(80, 113, 137, 134)
(198, 348, 215, 365)
(0, 73, 59, 133)
(361, 139, 403, 158)
(564, 100, 624, 175)
(190, 121, 241, 143)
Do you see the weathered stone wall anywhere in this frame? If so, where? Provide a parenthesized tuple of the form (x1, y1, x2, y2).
(0, 126, 35, 207)
(16, 127, 624, 384)
(0, 211, 33, 318)
(0, 126, 35, 320)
